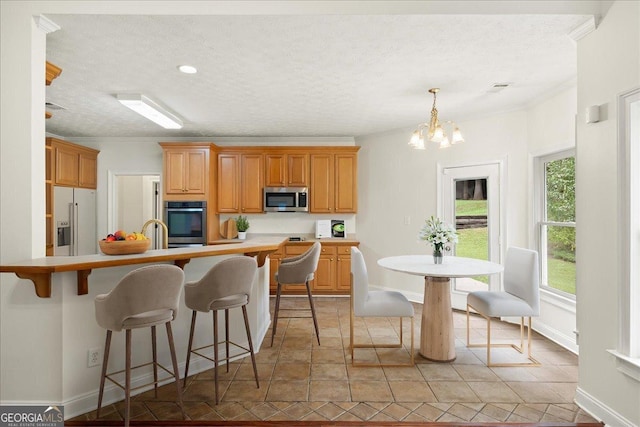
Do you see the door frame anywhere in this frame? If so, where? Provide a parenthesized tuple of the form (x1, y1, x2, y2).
(437, 158, 506, 310)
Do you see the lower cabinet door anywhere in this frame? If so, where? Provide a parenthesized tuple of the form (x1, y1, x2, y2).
(336, 255, 352, 292)
(312, 254, 335, 291)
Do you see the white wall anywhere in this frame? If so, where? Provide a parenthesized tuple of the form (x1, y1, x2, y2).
(355, 109, 530, 297)
(574, 1, 640, 425)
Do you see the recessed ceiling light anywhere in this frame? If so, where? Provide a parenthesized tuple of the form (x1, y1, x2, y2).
(177, 65, 197, 74)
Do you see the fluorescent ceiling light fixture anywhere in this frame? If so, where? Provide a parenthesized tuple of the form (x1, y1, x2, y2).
(178, 64, 197, 74)
(117, 94, 183, 129)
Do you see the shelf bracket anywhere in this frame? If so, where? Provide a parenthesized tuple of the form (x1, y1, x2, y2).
(77, 270, 92, 295)
(16, 272, 51, 298)
(174, 259, 191, 270)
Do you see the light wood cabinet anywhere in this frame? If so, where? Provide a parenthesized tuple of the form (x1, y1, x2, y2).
(270, 241, 359, 295)
(217, 152, 264, 214)
(265, 153, 309, 187)
(46, 137, 100, 256)
(310, 151, 357, 213)
(49, 138, 99, 189)
(310, 153, 334, 213)
(161, 144, 209, 198)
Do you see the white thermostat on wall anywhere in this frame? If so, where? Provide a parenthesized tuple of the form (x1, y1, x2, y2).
(315, 220, 332, 239)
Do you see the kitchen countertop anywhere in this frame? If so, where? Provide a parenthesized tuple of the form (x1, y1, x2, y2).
(211, 233, 359, 246)
(0, 235, 287, 298)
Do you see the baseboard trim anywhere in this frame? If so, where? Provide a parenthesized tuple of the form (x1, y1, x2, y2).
(530, 320, 579, 354)
(575, 386, 634, 427)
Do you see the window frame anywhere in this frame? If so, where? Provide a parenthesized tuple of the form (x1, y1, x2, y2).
(535, 148, 577, 300)
(608, 87, 640, 381)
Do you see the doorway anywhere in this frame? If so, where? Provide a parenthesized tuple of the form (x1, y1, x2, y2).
(107, 172, 162, 249)
(439, 162, 503, 310)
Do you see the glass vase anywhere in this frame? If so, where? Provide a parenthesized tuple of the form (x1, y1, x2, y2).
(433, 247, 443, 264)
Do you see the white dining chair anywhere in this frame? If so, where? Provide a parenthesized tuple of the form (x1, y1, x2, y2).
(350, 247, 414, 367)
(466, 247, 541, 367)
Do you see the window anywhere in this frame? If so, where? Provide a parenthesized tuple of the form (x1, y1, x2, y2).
(536, 150, 576, 298)
(609, 87, 640, 380)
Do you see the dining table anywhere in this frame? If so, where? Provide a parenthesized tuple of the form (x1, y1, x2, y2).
(377, 255, 504, 362)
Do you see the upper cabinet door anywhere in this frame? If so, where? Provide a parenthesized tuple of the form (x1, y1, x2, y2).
(165, 151, 187, 194)
(334, 153, 357, 213)
(241, 154, 264, 213)
(78, 152, 98, 189)
(310, 153, 334, 213)
(287, 153, 309, 187)
(217, 153, 240, 213)
(264, 154, 286, 187)
(55, 145, 80, 187)
(185, 150, 207, 194)
(163, 147, 208, 197)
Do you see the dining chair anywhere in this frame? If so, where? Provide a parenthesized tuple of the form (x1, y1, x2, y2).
(94, 264, 185, 427)
(350, 247, 414, 366)
(183, 256, 259, 404)
(466, 246, 541, 367)
(270, 242, 321, 346)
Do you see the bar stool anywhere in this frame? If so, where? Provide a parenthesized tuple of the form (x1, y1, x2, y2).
(94, 264, 185, 427)
(271, 242, 321, 346)
(183, 256, 259, 404)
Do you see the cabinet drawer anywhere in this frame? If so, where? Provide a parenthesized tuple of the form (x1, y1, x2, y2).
(337, 246, 353, 255)
(285, 244, 312, 256)
(320, 246, 337, 256)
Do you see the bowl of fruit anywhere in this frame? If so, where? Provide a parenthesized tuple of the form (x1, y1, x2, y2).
(99, 230, 151, 255)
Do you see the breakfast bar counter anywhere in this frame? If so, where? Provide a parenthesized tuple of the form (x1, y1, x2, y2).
(0, 235, 286, 298)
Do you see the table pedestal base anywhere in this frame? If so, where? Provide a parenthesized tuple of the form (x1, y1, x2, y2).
(420, 276, 456, 362)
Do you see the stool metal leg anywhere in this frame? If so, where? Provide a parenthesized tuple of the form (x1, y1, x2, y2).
(213, 309, 220, 404)
(124, 329, 132, 427)
(165, 322, 185, 419)
(270, 282, 283, 346)
(151, 325, 158, 398)
(184, 310, 197, 388)
(242, 305, 260, 389)
(96, 330, 111, 418)
(305, 280, 320, 345)
(225, 309, 230, 373)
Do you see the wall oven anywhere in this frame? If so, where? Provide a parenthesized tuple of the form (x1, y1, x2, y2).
(263, 187, 308, 212)
(164, 201, 207, 248)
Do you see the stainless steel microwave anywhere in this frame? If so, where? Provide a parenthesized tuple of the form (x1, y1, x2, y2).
(263, 187, 308, 212)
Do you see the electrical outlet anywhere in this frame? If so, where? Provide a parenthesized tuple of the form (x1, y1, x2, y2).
(87, 347, 101, 367)
(404, 216, 411, 225)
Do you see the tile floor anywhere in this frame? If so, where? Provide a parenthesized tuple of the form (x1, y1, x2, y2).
(71, 297, 599, 424)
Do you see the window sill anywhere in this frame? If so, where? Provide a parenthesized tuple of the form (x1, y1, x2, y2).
(540, 288, 576, 312)
(607, 350, 640, 382)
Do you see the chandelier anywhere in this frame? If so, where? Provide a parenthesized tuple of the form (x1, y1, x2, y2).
(408, 88, 464, 150)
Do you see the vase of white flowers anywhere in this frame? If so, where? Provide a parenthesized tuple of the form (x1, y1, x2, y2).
(418, 216, 458, 264)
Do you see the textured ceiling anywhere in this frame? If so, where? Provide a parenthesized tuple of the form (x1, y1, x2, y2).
(45, 13, 589, 139)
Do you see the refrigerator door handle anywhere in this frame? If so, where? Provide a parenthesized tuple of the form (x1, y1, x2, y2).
(70, 202, 77, 256)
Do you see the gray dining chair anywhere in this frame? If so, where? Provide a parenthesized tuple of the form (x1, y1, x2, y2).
(271, 242, 321, 346)
(183, 256, 259, 404)
(350, 247, 415, 366)
(94, 264, 185, 427)
(466, 246, 541, 367)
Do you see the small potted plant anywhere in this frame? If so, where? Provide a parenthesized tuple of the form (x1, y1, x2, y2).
(236, 215, 249, 240)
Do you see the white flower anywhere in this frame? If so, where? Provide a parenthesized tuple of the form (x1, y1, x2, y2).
(418, 216, 458, 251)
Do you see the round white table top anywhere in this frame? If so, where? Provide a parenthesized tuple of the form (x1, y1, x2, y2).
(378, 255, 504, 278)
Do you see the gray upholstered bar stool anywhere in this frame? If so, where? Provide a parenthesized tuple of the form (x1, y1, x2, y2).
(94, 264, 185, 427)
(271, 241, 321, 346)
(183, 256, 259, 404)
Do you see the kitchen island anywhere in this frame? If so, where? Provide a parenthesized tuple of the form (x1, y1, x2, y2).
(0, 235, 286, 298)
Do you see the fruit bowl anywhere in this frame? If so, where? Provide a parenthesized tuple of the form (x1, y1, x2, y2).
(99, 239, 150, 255)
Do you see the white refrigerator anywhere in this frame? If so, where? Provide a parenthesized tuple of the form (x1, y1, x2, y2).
(54, 186, 97, 256)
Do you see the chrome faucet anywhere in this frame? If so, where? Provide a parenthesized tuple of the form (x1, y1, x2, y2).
(141, 219, 169, 249)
